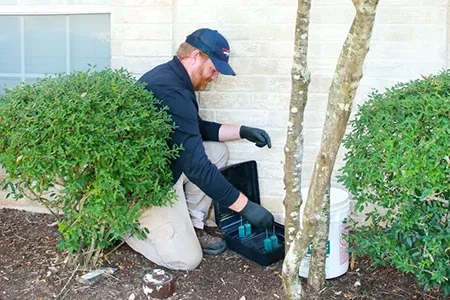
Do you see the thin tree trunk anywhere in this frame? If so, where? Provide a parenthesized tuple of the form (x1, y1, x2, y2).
(307, 189, 330, 292)
(282, 0, 379, 298)
(306, 0, 379, 289)
(282, 0, 311, 254)
(282, 0, 312, 296)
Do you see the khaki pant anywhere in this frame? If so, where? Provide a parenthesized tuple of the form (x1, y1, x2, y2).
(124, 142, 229, 270)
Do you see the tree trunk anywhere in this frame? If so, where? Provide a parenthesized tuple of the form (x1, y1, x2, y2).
(307, 188, 330, 292)
(282, 0, 380, 299)
(282, 0, 312, 297)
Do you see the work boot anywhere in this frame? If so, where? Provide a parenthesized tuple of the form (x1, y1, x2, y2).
(195, 228, 227, 255)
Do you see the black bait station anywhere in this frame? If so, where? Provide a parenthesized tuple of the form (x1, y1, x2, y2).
(214, 161, 285, 266)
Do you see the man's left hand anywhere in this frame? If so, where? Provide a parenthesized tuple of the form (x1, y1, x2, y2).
(239, 126, 272, 148)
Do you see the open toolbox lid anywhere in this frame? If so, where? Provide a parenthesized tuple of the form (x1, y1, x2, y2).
(214, 160, 260, 232)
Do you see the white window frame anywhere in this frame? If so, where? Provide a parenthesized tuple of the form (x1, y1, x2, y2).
(0, 4, 111, 16)
(0, 2, 111, 83)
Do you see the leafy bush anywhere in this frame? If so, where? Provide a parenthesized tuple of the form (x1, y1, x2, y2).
(339, 70, 450, 295)
(0, 69, 179, 268)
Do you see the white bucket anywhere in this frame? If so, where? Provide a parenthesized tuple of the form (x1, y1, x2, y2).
(298, 187, 349, 279)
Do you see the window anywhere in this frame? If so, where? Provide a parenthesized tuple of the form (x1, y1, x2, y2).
(0, 2, 111, 93)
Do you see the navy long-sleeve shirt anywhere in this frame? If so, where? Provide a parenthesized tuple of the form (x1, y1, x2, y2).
(138, 56, 240, 207)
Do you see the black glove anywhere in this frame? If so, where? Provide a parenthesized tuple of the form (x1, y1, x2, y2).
(239, 126, 272, 148)
(239, 201, 274, 229)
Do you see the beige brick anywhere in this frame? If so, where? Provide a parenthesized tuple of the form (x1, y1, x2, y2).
(359, 76, 409, 91)
(301, 162, 317, 180)
(111, 39, 124, 56)
(248, 24, 295, 41)
(123, 24, 173, 40)
(199, 92, 251, 109)
(305, 93, 329, 112)
(261, 196, 284, 214)
(308, 41, 343, 59)
(303, 128, 325, 146)
(310, 6, 354, 25)
(214, 25, 252, 41)
(312, 0, 349, 6)
(212, 76, 269, 92)
(271, 41, 294, 58)
(370, 0, 446, 5)
(218, 0, 295, 5)
(174, 0, 196, 5)
(309, 75, 333, 93)
(258, 161, 284, 179)
(231, 58, 292, 75)
(363, 60, 445, 79)
(309, 24, 349, 42)
(313, 0, 446, 6)
(308, 65, 336, 75)
(87, 0, 450, 224)
(173, 25, 199, 45)
(175, 6, 217, 23)
(267, 110, 289, 128)
(249, 93, 290, 111)
(303, 145, 320, 163)
(376, 6, 446, 24)
(217, 7, 296, 24)
(231, 41, 273, 58)
(268, 76, 291, 91)
(111, 23, 126, 40)
(114, 0, 172, 6)
(199, 109, 214, 121)
(122, 7, 173, 24)
(112, 56, 170, 74)
(369, 43, 446, 62)
(265, 128, 288, 146)
(372, 24, 445, 43)
(123, 40, 172, 56)
(259, 178, 285, 196)
(227, 142, 284, 162)
(215, 109, 268, 127)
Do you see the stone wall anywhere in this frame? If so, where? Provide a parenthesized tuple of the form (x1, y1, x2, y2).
(1, 0, 448, 222)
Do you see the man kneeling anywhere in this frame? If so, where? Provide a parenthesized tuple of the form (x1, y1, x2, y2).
(125, 28, 274, 270)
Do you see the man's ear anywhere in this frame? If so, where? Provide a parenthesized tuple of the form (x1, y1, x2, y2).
(191, 49, 200, 58)
(190, 50, 205, 69)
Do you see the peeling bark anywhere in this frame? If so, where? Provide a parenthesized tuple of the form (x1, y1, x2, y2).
(306, 1, 379, 290)
(282, 0, 311, 253)
(282, 0, 379, 299)
(282, 0, 311, 297)
(307, 189, 330, 292)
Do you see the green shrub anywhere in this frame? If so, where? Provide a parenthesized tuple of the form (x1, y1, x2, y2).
(0, 69, 179, 268)
(339, 70, 450, 295)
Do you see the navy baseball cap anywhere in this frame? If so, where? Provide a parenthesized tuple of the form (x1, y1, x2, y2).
(185, 28, 236, 76)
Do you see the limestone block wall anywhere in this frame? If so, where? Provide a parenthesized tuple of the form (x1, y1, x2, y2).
(109, 0, 450, 222)
(1, 0, 448, 223)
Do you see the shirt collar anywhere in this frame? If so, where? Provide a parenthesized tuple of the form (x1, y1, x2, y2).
(169, 56, 194, 93)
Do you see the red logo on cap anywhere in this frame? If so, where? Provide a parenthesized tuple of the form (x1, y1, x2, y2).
(222, 48, 230, 57)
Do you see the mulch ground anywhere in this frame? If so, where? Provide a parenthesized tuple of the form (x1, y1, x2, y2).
(0, 208, 446, 300)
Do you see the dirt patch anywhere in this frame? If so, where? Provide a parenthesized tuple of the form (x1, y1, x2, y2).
(0, 208, 445, 300)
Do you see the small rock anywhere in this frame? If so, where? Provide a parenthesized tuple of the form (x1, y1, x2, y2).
(77, 267, 116, 285)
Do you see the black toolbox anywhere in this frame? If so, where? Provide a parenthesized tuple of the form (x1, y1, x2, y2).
(214, 160, 285, 266)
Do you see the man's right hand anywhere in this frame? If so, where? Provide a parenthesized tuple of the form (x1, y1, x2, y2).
(238, 201, 274, 229)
